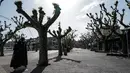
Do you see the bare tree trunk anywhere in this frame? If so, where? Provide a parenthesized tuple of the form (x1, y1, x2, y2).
(90, 43, 93, 50)
(63, 47, 67, 56)
(104, 40, 109, 52)
(58, 39, 62, 56)
(38, 29, 48, 66)
(121, 36, 127, 55)
(98, 41, 101, 51)
(0, 44, 4, 56)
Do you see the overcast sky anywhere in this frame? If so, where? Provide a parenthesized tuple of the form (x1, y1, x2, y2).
(0, 0, 130, 40)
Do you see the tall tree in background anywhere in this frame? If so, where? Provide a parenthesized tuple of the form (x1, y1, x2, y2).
(79, 33, 88, 49)
(100, 1, 130, 54)
(48, 22, 71, 56)
(0, 16, 24, 56)
(11, 33, 25, 43)
(86, 1, 129, 53)
(62, 30, 77, 52)
(14, 1, 61, 66)
(79, 32, 94, 49)
(86, 11, 114, 52)
(26, 38, 32, 51)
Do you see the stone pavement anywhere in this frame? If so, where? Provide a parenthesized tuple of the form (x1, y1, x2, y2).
(1, 48, 130, 73)
(0, 50, 58, 73)
(0, 66, 7, 73)
(38, 48, 130, 73)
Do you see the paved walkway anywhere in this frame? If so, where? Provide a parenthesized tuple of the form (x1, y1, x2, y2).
(1, 48, 130, 73)
(0, 66, 7, 73)
(0, 50, 58, 73)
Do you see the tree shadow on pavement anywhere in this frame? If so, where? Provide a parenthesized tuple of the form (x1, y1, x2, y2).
(10, 64, 49, 73)
(30, 65, 48, 73)
(49, 56, 81, 63)
(10, 56, 80, 73)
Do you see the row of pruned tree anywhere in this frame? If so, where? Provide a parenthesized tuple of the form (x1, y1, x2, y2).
(48, 22, 77, 57)
(0, 0, 61, 66)
(0, 16, 25, 56)
(48, 22, 72, 56)
(0, 0, 75, 66)
(83, 0, 130, 55)
(62, 30, 77, 52)
(79, 32, 95, 49)
(14, 1, 61, 66)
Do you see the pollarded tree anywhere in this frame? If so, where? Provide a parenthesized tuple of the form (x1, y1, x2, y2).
(100, 1, 130, 54)
(86, 11, 114, 52)
(48, 22, 71, 56)
(0, 16, 24, 56)
(79, 33, 89, 49)
(14, 1, 61, 66)
(79, 32, 95, 49)
(86, 1, 129, 52)
(86, 22, 102, 50)
(62, 30, 77, 52)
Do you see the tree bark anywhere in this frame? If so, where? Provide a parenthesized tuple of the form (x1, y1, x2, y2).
(0, 44, 4, 56)
(104, 40, 109, 52)
(120, 36, 127, 54)
(58, 39, 62, 56)
(37, 28, 48, 66)
(98, 41, 101, 51)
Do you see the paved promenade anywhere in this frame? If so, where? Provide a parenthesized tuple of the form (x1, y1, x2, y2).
(0, 50, 58, 73)
(0, 48, 130, 73)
